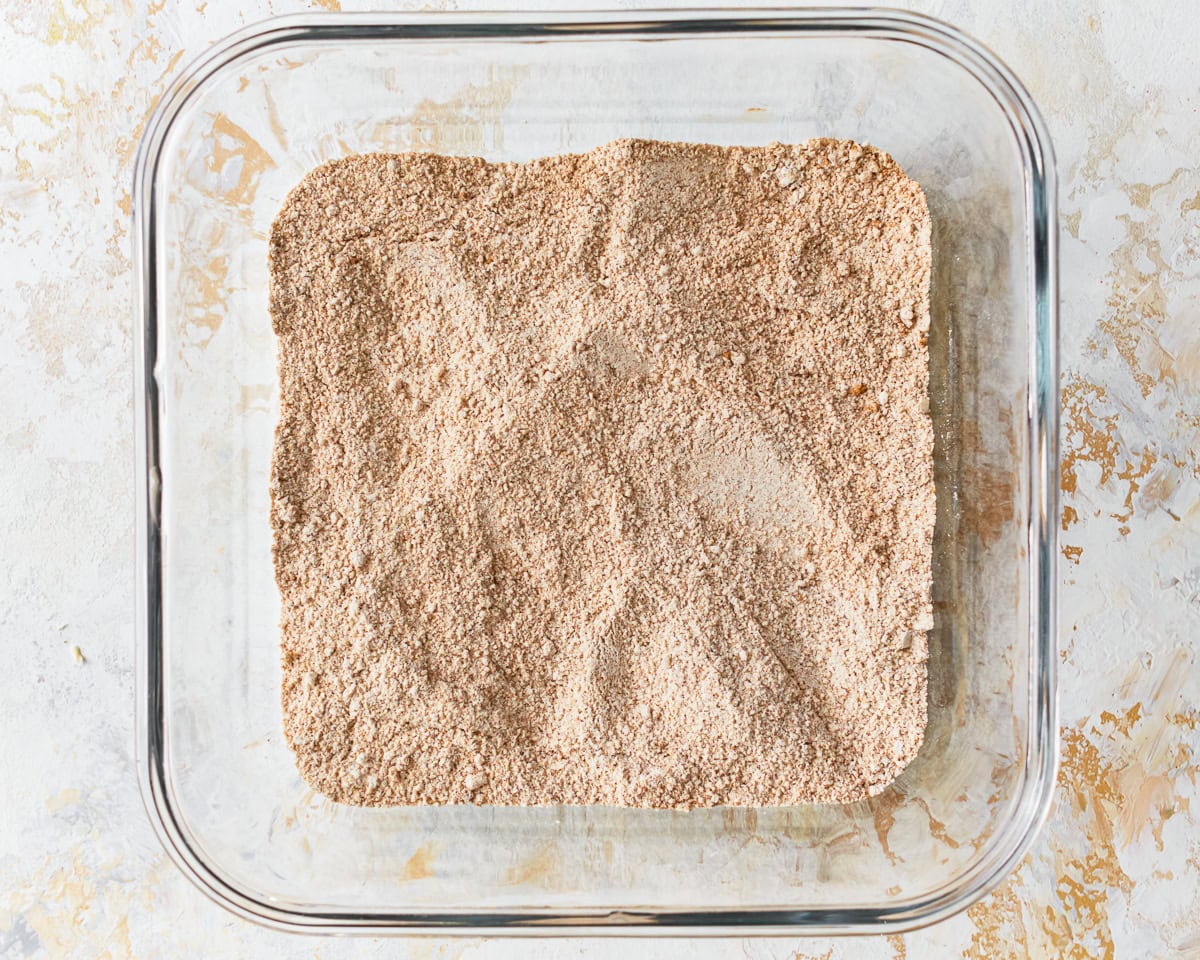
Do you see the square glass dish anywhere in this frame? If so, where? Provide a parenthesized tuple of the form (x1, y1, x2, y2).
(134, 9, 1058, 935)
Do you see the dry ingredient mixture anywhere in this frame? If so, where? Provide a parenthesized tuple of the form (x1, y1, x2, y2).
(269, 138, 934, 808)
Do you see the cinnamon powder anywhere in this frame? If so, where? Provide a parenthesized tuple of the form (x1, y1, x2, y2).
(269, 138, 934, 808)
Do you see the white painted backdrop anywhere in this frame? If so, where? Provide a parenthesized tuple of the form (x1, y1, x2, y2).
(1, 1, 1198, 957)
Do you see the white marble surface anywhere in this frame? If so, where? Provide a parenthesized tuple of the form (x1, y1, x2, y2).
(2, 1, 1198, 957)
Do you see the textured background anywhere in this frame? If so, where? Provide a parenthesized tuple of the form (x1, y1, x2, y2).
(1, 1, 1198, 957)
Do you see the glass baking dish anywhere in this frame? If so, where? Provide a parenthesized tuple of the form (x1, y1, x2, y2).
(134, 8, 1058, 935)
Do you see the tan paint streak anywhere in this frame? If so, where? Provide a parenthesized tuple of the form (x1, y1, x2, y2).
(263, 83, 287, 151)
(183, 220, 230, 342)
(912, 797, 961, 849)
(5, 852, 137, 960)
(1046, 727, 1132, 958)
(1126, 182, 1155, 210)
(369, 67, 527, 156)
(311, 0, 342, 8)
(19, 279, 79, 377)
(1067, 15, 1157, 194)
(1047, 857, 1124, 959)
(45, 0, 110, 47)
(1099, 276, 1173, 399)
(127, 31, 162, 66)
(503, 844, 558, 887)
(963, 881, 1032, 959)
(1115, 760, 1176, 850)
(867, 788, 904, 864)
(1063, 544, 1083, 565)
(1060, 377, 1118, 495)
(1137, 457, 1181, 515)
(238, 384, 272, 413)
(45, 787, 82, 812)
(189, 254, 229, 334)
(964, 655, 1195, 952)
(1061, 377, 1180, 530)
(10, 82, 59, 126)
(1060, 727, 1123, 848)
(400, 843, 436, 881)
(1098, 702, 1142, 737)
(1109, 655, 1199, 853)
(407, 944, 472, 960)
(207, 112, 276, 206)
(0, 75, 77, 175)
(1150, 647, 1189, 704)
(960, 407, 1016, 546)
(1098, 170, 1195, 398)
(114, 49, 186, 169)
(968, 705, 1187, 959)
(1166, 709, 1200, 730)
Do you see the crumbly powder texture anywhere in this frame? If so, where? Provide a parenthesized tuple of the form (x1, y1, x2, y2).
(269, 138, 934, 808)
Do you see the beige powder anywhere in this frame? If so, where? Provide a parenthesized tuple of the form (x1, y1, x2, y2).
(269, 138, 934, 808)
